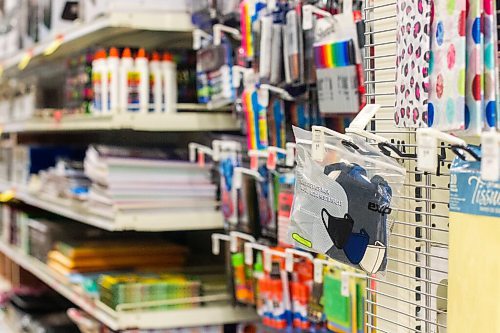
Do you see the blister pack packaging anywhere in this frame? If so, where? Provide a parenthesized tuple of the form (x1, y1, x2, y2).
(289, 127, 405, 274)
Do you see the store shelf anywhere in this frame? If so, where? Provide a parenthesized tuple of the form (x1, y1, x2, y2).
(0, 181, 224, 232)
(16, 189, 224, 232)
(0, 242, 258, 331)
(1, 109, 239, 133)
(1, 11, 194, 75)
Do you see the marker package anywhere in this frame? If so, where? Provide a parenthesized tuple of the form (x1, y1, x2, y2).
(196, 39, 235, 105)
(284, 8, 304, 84)
(313, 3, 363, 114)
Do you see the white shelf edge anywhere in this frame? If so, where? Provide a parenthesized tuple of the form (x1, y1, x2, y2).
(0, 242, 258, 330)
(1, 12, 194, 73)
(6, 186, 224, 232)
(1, 111, 239, 133)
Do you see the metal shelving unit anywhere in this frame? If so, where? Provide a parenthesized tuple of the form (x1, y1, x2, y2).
(0, 242, 258, 331)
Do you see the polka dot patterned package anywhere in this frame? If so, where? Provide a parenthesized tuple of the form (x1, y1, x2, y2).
(483, 0, 498, 129)
(428, 0, 466, 131)
(464, 0, 484, 135)
(394, 0, 432, 128)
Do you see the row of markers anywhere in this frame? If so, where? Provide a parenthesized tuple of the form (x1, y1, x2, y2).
(212, 232, 369, 332)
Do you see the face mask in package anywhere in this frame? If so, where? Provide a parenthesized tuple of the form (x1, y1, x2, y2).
(288, 127, 405, 274)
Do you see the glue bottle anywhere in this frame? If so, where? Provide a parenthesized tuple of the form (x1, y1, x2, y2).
(91, 49, 108, 114)
(162, 52, 177, 113)
(107, 47, 120, 113)
(149, 51, 162, 113)
(136, 48, 149, 113)
(119, 48, 134, 112)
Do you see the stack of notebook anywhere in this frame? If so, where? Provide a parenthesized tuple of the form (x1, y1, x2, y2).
(83, 145, 217, 218)
(47, 239, 188, 275)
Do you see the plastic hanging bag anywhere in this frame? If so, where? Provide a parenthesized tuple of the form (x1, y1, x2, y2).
(289, 127, 405, 274)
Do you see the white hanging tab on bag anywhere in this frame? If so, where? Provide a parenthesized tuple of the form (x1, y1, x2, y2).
(211, 233, 230, 255)
(311, 125, 352, 162)
(345, 104, 387, 143)
(481, 130, 500, 181)
(302, 4, 333, 30)
(285, 142, 297, 167)
(416, 128, 466, 172)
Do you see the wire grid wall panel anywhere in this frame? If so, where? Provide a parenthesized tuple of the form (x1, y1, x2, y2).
(363, 1, 450, 332)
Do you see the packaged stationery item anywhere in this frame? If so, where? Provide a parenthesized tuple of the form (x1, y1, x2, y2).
(289, 127, 405, 273)
(313, 0, 363, 114)
(448, 145, 500, 332)
(464, 0, 484, 134)
(277, 171, 295, 247)
(428, 0, 466, 131)
(483, 0, 498, 128)
(196, 41, 235, 106)
(323, 268, 366, 333)
(91, 49, 108, 114)
(394, 0, 432, 128)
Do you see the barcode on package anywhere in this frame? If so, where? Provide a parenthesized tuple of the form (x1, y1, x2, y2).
(316, 66, 360, 114)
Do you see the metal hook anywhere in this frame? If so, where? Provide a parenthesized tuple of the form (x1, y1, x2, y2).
(450, 145, 481, 162)
(378, 142, 417, 159)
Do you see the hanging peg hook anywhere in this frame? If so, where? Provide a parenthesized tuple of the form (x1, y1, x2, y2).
(345, 104, 387, 143)
(213, 24, 242, 45)
(233, 167, 265, 189)
(193, 29, 212, 50)
(229, 231, 256, 253)
(263, 248, 286, 273)
(211, 233, 230, 255)
(285, 248, 314, 272)
(188, 143, 213, 164)
(302, 4, 333, 30)
(244, 242, 269, 266)
(450, 145, 481, 162)
(259, 84, 295, 100)
(212, 140, 242, 162)
(378, 141, 418, 159)
(416, 128, 467, 172)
